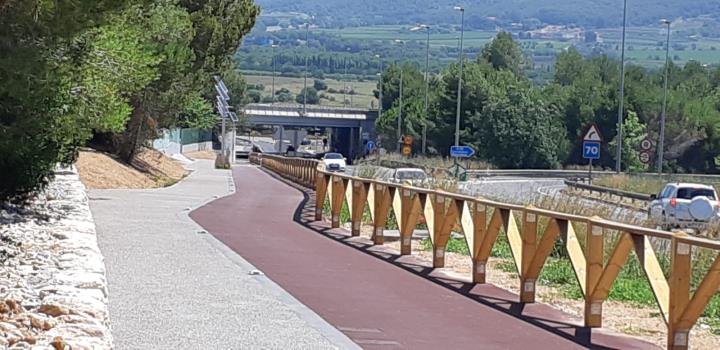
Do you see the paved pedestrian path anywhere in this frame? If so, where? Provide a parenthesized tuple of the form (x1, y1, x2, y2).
(191, 164, 660, 350)
(89, 160, 356, 349)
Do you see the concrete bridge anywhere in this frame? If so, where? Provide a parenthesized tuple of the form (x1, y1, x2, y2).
(242, 103, 378, 159)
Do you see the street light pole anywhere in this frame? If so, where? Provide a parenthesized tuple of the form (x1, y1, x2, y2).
(658, 19, 671, 174)
(412, 24, 432, 155)
(454, 5, 465, 147)
(395, 39, 406, 152)
(271, 44, 278, 105)
(344, 56, 348, 107)
(303, 23, 310, 114)
(399, 65, 404, 152)
(376, 54, 383, 122)
(615, 0, 628, 173)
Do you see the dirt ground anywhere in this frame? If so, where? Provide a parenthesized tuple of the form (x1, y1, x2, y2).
(341, 222, 719, 349)
(184, 150, 218, 160)
(76, 148, 187, 189)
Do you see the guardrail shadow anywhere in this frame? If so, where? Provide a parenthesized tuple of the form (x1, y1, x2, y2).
(260, 168, 649, 350)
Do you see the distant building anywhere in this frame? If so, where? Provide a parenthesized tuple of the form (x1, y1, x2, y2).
(528, 25, 583, 41)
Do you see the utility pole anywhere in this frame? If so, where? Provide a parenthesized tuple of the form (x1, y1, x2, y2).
(412, 24, 432, 155)
(303, 23, 310, 114)
(454, 5, 465, 147)
(615, 0, 628, 173)
(271, 44, 278, 105)
(658, 19, 671, 174)
(376, 54, 383, 123)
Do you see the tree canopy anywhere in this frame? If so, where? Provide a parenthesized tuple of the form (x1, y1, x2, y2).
(0, 0, 259, 200)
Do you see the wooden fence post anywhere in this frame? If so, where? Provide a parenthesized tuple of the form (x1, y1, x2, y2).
(519, 210, 538, 303)
(584, 222, 604, 327)
(668, 236, 691, 350)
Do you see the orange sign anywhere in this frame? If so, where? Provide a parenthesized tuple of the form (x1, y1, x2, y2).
(403, 135, 414, 145)
(402, 145, 412, 156)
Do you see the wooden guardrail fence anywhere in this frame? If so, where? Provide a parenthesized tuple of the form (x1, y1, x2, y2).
(252, 153, 720, 350)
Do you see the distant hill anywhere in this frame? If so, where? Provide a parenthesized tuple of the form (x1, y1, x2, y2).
(255, 0, 720, 29)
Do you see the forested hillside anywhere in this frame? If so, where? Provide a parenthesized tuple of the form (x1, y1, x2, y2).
(257, 0, 720, 28)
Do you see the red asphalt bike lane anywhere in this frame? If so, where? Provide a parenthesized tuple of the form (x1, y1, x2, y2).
(191, 165, 659, 350)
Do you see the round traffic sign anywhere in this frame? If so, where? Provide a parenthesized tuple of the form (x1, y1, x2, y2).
(402, 145, 412, 156)
(367, 141, 376, 151)
(639, 151, 651, 164)
(640, 138, 653, 151)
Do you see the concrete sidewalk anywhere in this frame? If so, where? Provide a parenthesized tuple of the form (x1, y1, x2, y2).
(89, 160, 357, 349)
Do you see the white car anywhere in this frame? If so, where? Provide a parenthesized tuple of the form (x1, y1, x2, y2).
(648, 183, 720, 230)
(321, 153, 346, 172)
(391, 168, 428, 186)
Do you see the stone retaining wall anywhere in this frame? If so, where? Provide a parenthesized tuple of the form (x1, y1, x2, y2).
(1, 167, 112, 349)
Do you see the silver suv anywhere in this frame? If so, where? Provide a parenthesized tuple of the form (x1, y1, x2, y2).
(648, 183, 720, 230)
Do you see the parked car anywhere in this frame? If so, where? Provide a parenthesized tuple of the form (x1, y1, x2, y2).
(391, 168, 428, 186)
(648, 183, 720, 230)
(321, 152, 346, 172)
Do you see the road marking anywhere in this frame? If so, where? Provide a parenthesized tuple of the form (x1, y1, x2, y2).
(338, 327, 383, 333)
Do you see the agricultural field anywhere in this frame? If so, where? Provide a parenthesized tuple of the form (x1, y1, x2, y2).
(317, 24, 720, 66)
(244, 74, 379, 109)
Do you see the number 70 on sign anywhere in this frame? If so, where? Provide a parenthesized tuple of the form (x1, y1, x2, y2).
(583, 141, 600, 160)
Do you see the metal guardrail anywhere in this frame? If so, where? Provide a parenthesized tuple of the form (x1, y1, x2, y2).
(564, 180, 653, 202)
(467, 169, 615, 180)
(255, 154, 720, 350)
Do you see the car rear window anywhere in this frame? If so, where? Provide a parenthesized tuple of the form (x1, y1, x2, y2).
(676, 187, 716, 200)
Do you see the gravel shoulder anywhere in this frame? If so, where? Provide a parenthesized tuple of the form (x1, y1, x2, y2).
(89, 160, 353, 349)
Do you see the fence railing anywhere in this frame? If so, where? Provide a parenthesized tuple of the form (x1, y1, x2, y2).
(254, 154, 720, 350)
(250, 153, 318, 188)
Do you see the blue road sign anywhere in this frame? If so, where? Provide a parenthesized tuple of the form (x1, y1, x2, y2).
(366, 141, 376, 151)
(583, 141, 601, 160)
(450, 146, 475, 158)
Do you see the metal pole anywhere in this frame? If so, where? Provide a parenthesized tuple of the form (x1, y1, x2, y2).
(423, 26, 430, 155)
(658, 20, 671, 174)
(398, 65, 404, 152)
(271, 45, 277, 105)
(615, 0, 628, 173)
(303, 24, 309, 113)
(378, 56, 383, 123)
(221, 113, 226, 157)
(455, 6, 465, 147)
(344, 57, 348, 107)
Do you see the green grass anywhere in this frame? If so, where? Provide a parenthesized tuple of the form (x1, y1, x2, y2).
(244, 74, 378, 109)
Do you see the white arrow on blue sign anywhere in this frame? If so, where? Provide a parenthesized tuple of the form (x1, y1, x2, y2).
(583, 141, 601, 160)
(450, 146, 475, 158)
(367, 141, 376, 151)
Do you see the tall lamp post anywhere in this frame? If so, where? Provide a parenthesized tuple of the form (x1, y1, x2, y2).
(271, 44, 278, 105)
(412, 24, 431, 155)
(376, 54, 383, 122)
(615, 0, 628, 173)
(303, 23, 310, 114)
(454, 5, 465, 147)
(394, 39, 406, 152)
(657, 19, 671, 174)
